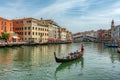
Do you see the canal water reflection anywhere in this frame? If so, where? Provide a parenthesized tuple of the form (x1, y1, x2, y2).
(0, 42, 120, 80)
(55, 57, 84, 80)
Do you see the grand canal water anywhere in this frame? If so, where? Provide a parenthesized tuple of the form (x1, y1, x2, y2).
(0, 42, 120, 80)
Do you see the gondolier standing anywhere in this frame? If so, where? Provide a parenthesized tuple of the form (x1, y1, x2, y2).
(81, 44, 84, 51)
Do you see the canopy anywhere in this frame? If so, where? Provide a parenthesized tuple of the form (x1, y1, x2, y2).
(48, 38, 55, 41)
(12, 36, 19, 39)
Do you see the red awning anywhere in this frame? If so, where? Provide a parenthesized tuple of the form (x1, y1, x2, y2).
(12, 36, 19, 39)
(48, 38, 55, 41)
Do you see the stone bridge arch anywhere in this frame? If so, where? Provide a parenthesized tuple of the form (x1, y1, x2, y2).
(74, 35, 96, 42)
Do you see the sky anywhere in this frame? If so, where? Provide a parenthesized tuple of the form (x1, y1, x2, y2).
(1, 0, 120, 33)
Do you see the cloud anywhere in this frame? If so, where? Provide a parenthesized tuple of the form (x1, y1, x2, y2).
(0, 0, 24, 18)
(33, 0, 85, 18)
(0, 0, 120, 33)
(33, 0, 120, 32)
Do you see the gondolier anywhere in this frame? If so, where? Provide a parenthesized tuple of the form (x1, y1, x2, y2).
(81, 44, 84, 51)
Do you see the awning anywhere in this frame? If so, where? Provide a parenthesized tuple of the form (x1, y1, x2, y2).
(12, 36, 19, 39)
(48, 38, 55, 41)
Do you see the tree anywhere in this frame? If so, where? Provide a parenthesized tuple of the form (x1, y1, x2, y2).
(0, 33, 10, 41)
(0, 36, 2, 39)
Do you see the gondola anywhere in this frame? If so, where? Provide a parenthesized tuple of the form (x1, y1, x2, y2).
(54, 50, 84, 63)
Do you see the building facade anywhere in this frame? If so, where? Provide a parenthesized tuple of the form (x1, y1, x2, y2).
(59, 28, 67, 41)
(12, 18, 48, 43)
(0, 17, 18, 42)
(66, 31, 72, 42)
(40, 20, 59, 42)
(110, 20, 120, 42)
(111, 25, 120, 42)
(96, 29, 106, 42)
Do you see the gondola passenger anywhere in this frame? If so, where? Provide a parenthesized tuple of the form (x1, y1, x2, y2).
(73, 52, 77, 57)
(67, 54, 71, 59)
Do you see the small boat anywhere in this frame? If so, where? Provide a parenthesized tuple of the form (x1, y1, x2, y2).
(54, 50, 84, 63)
(104, 42, 118, 47)
(0, 44, 6, 48)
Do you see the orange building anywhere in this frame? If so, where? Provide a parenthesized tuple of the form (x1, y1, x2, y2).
(0, 17, 13, 34)
(0, 17, 18, 42)
(12, 19, 24, 41)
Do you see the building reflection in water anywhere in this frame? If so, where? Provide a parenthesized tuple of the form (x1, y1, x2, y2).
(0, 44, 74, 68)
(0, 43, 120, 67)
(0, 48, 20, 75)
(57, 44, 74, 58)
(96, 43, 120, 63)
(0, 48, 13, 66)
(108, 48, 120, 63)
(14, 46, 50, 66)
(84, 42, 120, 63)
(96, 43, 104, 53)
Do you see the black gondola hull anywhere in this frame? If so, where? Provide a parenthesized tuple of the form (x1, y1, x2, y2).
(54, 52, 83, 63)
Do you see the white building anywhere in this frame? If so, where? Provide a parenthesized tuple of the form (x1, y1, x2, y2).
(111, 25, 120, 42)
(43, 20, 59, 42)
(111, 20, 120, 42)
(48, 24, 59, 39)
(60, 32, 67, 41)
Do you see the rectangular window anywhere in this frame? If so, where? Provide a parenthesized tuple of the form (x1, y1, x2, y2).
(10, 26, 12, 31)
(25, 32, 26, 35)
(28, 32, 30, 35)
(10, 23, 12, 27)
(1, 21, 3, 25)
(33, 32, 34, 35)
(27, 20, 31, 23)
(39, 33, 41, 36)
(20, 21, 23, 23)
(4, 22, 6, 25)
(28, 27, 30, 30)
(25, 27, 27, 30)
(16, 21, 19, 24)
(1, 26, 3, 30)
(4, 26, 6, 32)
